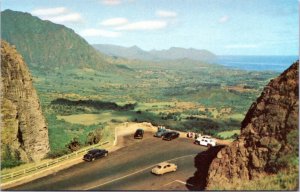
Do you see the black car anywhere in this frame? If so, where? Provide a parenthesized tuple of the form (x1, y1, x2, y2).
(83, 149, 108, 162)
(134, 128, 144, 139)
(163, 131, 180, 141)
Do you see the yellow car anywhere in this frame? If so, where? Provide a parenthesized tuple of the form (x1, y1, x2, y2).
(151, 162, 177, 175)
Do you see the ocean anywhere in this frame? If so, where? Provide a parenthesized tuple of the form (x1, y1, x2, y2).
(216, 55, 298, 72)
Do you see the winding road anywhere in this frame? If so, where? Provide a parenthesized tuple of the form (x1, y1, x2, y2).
(8, 132, 207, 191)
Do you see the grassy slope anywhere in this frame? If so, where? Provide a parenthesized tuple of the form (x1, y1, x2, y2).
(207, 167, 298, 190)
(1, 9, 112, 71)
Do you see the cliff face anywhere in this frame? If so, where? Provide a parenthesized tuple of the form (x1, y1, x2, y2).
(207, 61, 299, 187)
(1, 40, 50, 162)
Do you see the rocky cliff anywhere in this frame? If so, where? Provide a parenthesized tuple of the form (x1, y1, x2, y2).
(206, 61, 299, 187)
(1, 40, 50, 163)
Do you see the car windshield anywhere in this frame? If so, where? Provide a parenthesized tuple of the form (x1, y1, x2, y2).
(84, 153, 92, 157)
(88, 149, 100, 154)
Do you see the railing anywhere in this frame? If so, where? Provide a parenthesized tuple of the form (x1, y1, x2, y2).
(1, 141, 109, 181)
(1, 122, 231, 184)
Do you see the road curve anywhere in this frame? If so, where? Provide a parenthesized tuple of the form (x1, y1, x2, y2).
(8, 132, 207, 191)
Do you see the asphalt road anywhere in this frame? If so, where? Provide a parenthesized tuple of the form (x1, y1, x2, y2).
(9, 132, 207, 191)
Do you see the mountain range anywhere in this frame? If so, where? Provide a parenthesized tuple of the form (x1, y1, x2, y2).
(1, 9, 112, 72)
(2, 9, 217, 73)
(93, 44, 216, 62)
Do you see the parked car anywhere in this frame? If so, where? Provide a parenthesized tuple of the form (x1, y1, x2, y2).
(201, 135, 212, 139)
(186, 132, 194, 138)
(194, 136, 216, 147)
(151, 162, 177, 175)
(134, 128, 144, 139)
(154, 126, 169, 137)
(163, 131, 180, 141)
(83, 149, 108, 162)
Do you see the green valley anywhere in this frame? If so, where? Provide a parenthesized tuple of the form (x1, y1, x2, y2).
(1, 9, 279, 158)
(31, 59, 277, 154)
(1, 1, 298, 190)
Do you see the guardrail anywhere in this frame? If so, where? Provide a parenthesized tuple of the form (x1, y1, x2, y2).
(1, 141, 109, 181)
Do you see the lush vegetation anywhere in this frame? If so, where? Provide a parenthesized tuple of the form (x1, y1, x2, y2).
(26, 57, 278, 155)
(208, 166, 298, 190)
(1, 145, 24, 169)
(1, 9, 281, 164)
(1, 9, 112, 71)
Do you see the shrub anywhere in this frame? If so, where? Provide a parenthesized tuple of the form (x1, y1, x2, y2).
(86, 129, 102, 145)
(1, 145, 24, 169)
(111, 119, 123, 123)
(46, 149, 70, 159)
(66, 137, 81, 152)
(231, 133, 239, 140)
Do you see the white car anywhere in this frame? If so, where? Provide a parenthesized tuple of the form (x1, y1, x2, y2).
(200, 135, 212, 139)
(151, 162, 177, 175)
(195, 136, 216, 147)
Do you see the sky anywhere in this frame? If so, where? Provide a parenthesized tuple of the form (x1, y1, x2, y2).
(2, 0, 299, 55)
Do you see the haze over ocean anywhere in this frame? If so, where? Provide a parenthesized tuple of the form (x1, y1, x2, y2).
(217, 55, 298, 72)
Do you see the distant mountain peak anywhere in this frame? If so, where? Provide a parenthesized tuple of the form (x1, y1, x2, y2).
(93, 44, 216, 62)
(130, 45, 140, 49)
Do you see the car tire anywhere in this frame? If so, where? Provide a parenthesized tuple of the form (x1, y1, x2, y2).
(208, 144, 212, 148)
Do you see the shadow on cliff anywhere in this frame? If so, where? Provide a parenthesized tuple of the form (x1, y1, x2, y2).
(186, 145, 225, 190)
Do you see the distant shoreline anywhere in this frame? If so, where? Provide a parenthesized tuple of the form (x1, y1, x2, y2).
(216, 55, 298, 72)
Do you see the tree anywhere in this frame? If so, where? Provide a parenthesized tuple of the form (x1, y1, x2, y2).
(86, 129, 102, 145)
(67, 137, 81, 151)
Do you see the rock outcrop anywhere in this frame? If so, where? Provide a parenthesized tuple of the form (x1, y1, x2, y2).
(1, 40, 50, 162)
(206, 61, 299, 187)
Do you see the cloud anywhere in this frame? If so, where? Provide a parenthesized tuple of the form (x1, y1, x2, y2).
(156, 10, 177, 18)
(47, 13, 83, 23)
(115, 20, 167, 31)
(80, 28, 121, 37)
(102, 0, 122, 5)
(31, 7, 68, 16)
(225, 44, 258, 49)
(101, 0, 135, 6)
(100, 17, 129, 26)
(31, 7, 83, 24)
(218, 15, 229, 23)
